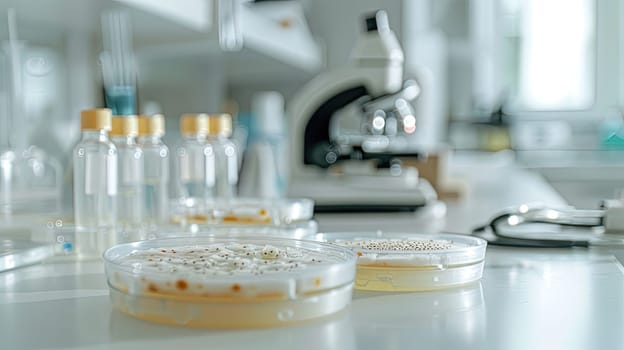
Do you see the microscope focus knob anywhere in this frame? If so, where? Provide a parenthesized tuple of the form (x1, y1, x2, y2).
(310, 142, 341, 168)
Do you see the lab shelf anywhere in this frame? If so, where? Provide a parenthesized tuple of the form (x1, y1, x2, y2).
(239, 1, 322, 72)
(0, 0, 322, 73)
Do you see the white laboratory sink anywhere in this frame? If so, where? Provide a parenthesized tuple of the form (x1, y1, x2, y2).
(534, 165, 624, 182)
(543, 177, 622, 209)
(518, 150, 624, 208)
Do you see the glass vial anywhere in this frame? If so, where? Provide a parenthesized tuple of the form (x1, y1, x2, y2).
(138, 114, 169, 229)
(207, 113, 238, 197)
(174, 114, 215, 201)
(110, 115, 144, 242)
(73, 108, 117, 258)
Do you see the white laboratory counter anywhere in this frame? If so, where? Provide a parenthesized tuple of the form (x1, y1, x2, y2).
(2, 154, 624, 350)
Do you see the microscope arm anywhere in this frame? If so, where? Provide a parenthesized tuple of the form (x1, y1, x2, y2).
(289, 68, 403, 175)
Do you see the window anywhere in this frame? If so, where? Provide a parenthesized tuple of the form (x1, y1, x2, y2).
(503, 0, 596, 111)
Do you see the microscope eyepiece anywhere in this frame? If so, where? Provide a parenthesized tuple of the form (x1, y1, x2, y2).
(365, 15, 378, 32)
(364, 10, 389, 32)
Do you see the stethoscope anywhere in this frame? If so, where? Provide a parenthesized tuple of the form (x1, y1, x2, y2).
(471, 204, 624, 248)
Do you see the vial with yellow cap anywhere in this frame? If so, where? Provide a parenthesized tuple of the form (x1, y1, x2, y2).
(110, 115, 145, 242)
(206, 113, 238, 197)
(138, 114, 169, 226)
(174, 114, 216, 201)
(73, 108, 117, 258)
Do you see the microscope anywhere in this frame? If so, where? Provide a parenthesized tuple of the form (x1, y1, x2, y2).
(287, 10, 437, 212)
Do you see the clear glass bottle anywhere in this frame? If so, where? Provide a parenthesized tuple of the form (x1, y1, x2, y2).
(207, 113, 238, 197)
(110, 115, 144, 242)
(174, 114, 215, 201)
(73, 108, 117, 258)
(138, 114, 169, 228)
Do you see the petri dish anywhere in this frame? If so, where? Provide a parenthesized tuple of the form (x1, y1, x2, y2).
(311, 232, 487, 292)
(103, 236, 357, 328)
(170, 197, 314, 226)
(154, 220, 318, 240)
(0, 239, 55, 272)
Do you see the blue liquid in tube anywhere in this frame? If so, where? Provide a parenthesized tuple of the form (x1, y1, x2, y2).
(105, 85, 137, 116)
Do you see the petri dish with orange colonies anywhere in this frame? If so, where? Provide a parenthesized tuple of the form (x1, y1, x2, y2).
(104, 236, 356, 328)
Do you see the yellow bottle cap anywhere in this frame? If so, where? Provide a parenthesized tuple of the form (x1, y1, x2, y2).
(138, 114, 165, 137)
(207, 113, 232, 137)
(80, 109, 112, 131)
(180, 113, 209, 136)
(110, 116, 139, 137)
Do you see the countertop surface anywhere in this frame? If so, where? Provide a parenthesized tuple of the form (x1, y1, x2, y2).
(2, 154, 623, 350)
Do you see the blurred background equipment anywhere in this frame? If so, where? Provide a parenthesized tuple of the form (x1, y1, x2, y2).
(472, 201, 624, 248)
(0, 0, 621, 258)
(288, 10, 437, 212)
(0, 9, 62, 229)
(100, 10, 137, 116)
(238, 91, 287, 198)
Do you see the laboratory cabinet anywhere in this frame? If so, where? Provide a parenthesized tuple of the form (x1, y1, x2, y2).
(0, 0, 321, 71)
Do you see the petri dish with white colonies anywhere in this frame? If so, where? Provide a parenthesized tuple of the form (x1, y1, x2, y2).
(311, 232, 487, 292)
(104, 236, 356, 328)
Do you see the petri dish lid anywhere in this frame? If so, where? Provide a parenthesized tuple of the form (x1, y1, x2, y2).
(0, 239, 55, 272)
(154, 220, 318, 240)
(171, 197, 314, 225)
(210, 197, 314, 224)
(311, 232, 487, 268)
(104, 236, 356, 300)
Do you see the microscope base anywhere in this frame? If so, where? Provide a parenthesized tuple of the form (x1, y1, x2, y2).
(288, 175, 437, 213)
